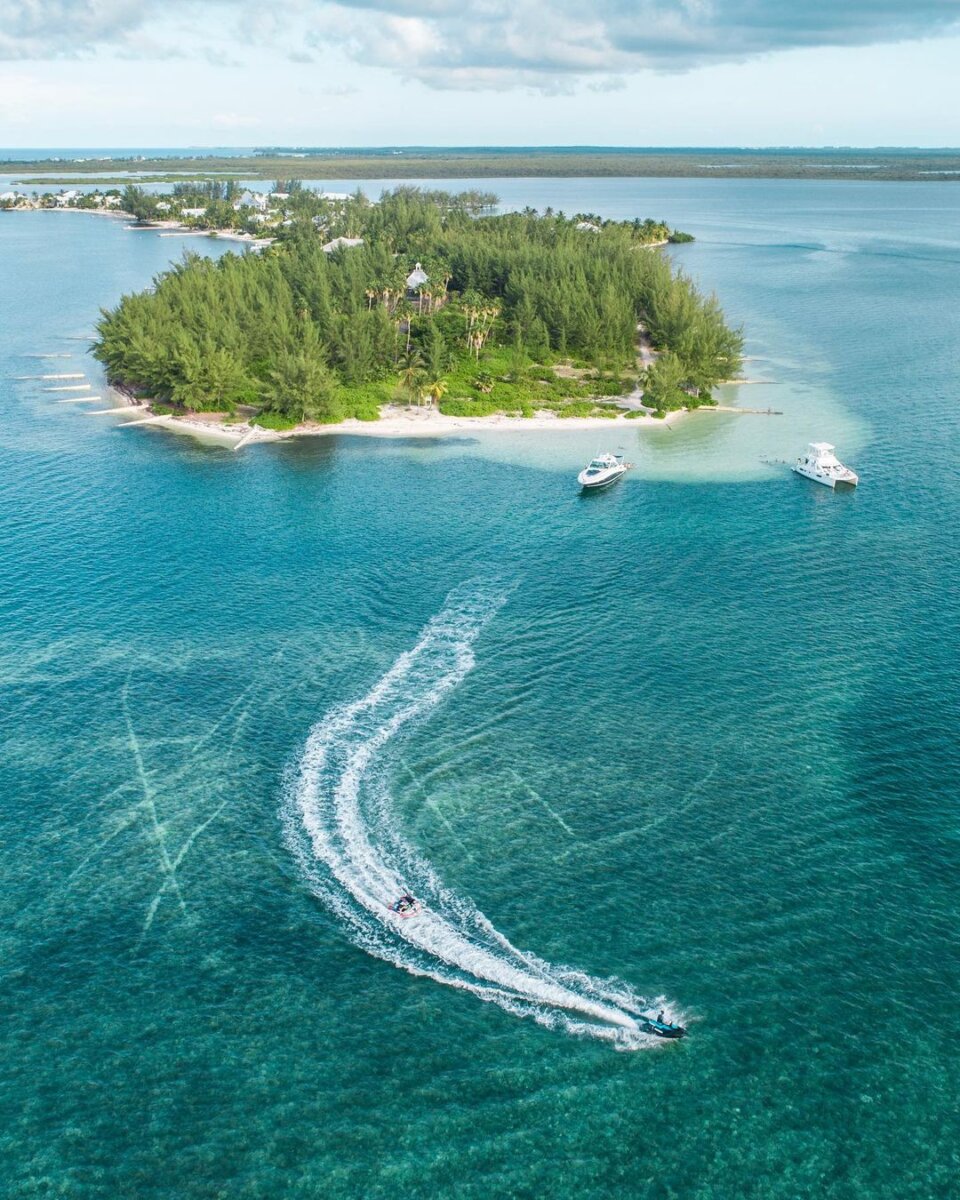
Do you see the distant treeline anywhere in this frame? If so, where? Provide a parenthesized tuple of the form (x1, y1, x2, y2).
(116, 181, 499, 227)
(94, 187, 742, 423)
(10, 149, 960, 181)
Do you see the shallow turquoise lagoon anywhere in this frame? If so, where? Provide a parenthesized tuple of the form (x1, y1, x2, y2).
(1, 184, 959, 1198)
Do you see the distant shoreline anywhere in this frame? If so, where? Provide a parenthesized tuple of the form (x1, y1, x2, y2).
(126, 217, 274, 249)
(0, 205, 276, 248)
(6, 147, 960, 184)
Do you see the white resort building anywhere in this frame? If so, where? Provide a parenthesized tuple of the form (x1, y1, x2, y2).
(235, 190, 269, 212)
(406, 262, 429, 295)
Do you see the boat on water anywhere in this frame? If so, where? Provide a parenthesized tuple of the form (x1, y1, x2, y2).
(792, 442, 859, 489)
(577, 452, 627, 490)
(388, 893, 422, 919)
(640, 1011, 687, 1040)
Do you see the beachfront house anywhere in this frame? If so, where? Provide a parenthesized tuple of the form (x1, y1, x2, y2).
(104, 194, 122, 207)
(234, 190, 268, 212)
(321, 192, 350, 202)
(181, 207, 207, 218)
(155, 201, 171, 212)
(54, 190, 81, 207)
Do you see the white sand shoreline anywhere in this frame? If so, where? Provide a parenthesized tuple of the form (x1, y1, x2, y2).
(2, 206, 275, 248)
(109, 401, 687, 448)
(125, 218, 274, 249)
(270, 405, 686, 440)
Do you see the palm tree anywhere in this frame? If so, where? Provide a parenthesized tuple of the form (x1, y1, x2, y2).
(425, 378, 448, 409)
(394, 299, 415, 356)
(398, 351, 426, 406)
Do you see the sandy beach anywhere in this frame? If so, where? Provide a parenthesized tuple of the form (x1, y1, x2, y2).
(125, 219, 274, 249)
(110, 401, 686, 448)
(269, 404, 685, 439)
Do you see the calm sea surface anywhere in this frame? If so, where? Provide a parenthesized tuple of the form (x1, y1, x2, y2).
(1, 180, 959, 1198)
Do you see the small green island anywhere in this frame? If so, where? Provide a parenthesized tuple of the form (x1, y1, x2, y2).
(93, 185, 743, 434)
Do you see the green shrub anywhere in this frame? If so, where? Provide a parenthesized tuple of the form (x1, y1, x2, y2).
(253, 410, 300, 430)
(439, 395, 502, 418)
(557, 401, 595, 418)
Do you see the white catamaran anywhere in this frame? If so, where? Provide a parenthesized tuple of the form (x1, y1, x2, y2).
(792, 443, 859, 489)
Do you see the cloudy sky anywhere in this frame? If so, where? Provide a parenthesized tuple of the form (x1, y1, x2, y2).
(1, 0, 959, 146)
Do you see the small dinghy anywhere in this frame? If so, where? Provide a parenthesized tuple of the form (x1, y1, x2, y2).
(388, 893, 422, 919)
(640, 1011, 687, 1039)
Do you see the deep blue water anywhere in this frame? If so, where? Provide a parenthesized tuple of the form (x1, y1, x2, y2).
(1, 182, 959, 1198)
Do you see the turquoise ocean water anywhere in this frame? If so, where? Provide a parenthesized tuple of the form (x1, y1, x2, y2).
(1, 181, 959, 1197)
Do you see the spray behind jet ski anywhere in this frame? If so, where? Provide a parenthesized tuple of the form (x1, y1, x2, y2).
(284, 580, 688, 1049)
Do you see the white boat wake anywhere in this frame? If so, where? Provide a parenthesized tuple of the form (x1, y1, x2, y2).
(282, 581, 674, 1049)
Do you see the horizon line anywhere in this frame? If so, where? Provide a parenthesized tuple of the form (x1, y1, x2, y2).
(3, 144, 960, 155)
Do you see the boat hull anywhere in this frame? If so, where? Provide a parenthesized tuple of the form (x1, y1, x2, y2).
(792, 466, 858, 489)
(639, 1017, 686, 1039)
(578, 467, 626, 490)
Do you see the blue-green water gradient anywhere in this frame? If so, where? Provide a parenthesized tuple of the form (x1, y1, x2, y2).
(1, 184, 958, 1197)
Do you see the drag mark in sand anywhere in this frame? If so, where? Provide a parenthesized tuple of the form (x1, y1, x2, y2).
(121, 676, 186, 915)
(508, 766, 577, 838)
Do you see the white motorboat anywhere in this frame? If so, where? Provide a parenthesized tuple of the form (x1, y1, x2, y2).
(792, 442, 859, 489)
(578, 452, 626, 490)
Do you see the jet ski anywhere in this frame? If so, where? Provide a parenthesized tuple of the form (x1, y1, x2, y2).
(640, 1012, 686, 1039)
(388, 893, 422, 918)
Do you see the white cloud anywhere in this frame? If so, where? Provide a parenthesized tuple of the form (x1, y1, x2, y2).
(2, 0, 959, 94)
(311, 0, 960, 89)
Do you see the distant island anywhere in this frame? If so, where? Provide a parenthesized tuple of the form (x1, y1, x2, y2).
(91, 185, 742, 438)
(5, 146, 960, 185)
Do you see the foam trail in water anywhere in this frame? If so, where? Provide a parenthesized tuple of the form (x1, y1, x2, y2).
(283, 582, 677, 1049)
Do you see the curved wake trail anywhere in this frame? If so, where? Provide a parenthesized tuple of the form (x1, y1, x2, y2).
(283, 582, 671, 1049)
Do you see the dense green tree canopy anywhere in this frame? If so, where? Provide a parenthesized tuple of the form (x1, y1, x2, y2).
(95, 188, 742, 422)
